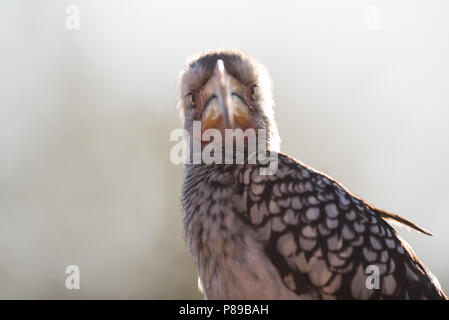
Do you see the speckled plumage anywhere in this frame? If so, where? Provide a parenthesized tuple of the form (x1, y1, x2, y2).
(178, 49, 447, 300)
(182, 155, 445, 299)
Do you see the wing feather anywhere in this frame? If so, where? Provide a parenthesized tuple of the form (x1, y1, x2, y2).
(239, 152, 446, 299)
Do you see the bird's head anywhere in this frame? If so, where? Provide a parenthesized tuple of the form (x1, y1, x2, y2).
(177, 49, 280, 152)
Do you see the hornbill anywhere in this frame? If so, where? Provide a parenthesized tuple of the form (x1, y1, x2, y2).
(177, 49, 446, 300)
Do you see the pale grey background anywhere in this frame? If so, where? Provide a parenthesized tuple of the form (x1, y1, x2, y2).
(0, 0, 448, 299)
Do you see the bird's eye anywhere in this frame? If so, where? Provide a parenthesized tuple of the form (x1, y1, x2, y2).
(251, 86, 257, 101)
(188, 93, 196, 106)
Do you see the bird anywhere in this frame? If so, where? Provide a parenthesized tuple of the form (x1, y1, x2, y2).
(176, 48, 447, 300)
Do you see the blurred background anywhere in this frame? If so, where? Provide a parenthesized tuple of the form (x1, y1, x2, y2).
(0, 0, 448, 299)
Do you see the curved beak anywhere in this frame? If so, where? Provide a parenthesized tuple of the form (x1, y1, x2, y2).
(211, 60, 234, 128)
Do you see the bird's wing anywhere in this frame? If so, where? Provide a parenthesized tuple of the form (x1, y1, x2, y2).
(238, 152, 446, 299)
(374, 208, 432, 236)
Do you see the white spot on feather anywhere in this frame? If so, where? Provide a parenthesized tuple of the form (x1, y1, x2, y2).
(283, 274, 296, 291)
(363, 247, 377, 262)
(385, 239, 396, 249)
(302, 225, 317, 238)
(328, 252, 346, 267)
(277, 233, 296, 256)
(309, 259, 332, 287)
(342, 225, 355, 240)
(299, 237, 316, 251)
(353, 222, 365, 233)
(250, 204, 263, 224)
(327, 234, 343, 251)
(251, 183, 265, 196)
(306, 207, 320, 220)
(351, 265, 373, 299)
(346, 210, 356, 221)
(369, 236, 382, 250)
(269, 200, 280, 214)
(326, 218, 338, 229)
(292, 197, 302, 210)
(325, 203, 339, 218)
(272, 216, 286, 232)
(382, 275, 396, 295)
(283, 209, 299, 225)
(294, 251, 310, 273)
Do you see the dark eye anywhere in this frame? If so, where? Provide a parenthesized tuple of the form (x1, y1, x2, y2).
(251, 85, 257, 101)
(188, 93, 196, 106)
